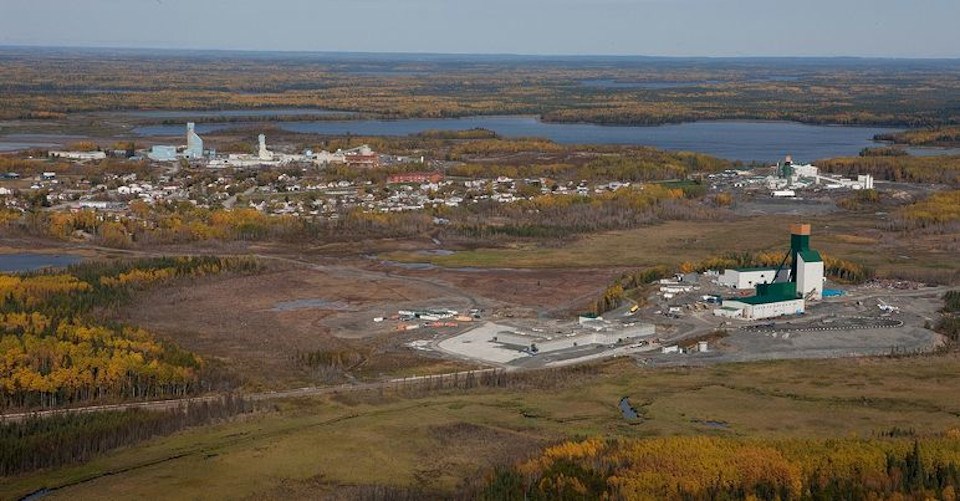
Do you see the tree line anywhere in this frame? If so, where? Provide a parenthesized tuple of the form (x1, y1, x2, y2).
(682, 250, 872, 284)
(0, 257, 258, 411)
(937, 290, 960, 344)
(888, 190, 960, 233)
(480, 434, 960, 500)
(819, 156, 960, 186)
(0, 394, 250, 477)
(448, 184, 728, 244)
(592, 266, 672, 315)
(876, 126, 960, 147)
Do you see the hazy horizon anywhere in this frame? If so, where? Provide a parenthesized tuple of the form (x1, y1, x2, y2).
(5, 44, 960, 62)
(4, 0, 960, 58)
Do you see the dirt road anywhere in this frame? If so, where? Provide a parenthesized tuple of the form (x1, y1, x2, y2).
(0, 368, 502, 423)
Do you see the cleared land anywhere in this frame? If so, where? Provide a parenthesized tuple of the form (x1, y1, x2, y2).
(119, 257, 618, 389)
(383, 212, 960, 281)
(121, 262, 473, 389)
(6, 353, 960, 500)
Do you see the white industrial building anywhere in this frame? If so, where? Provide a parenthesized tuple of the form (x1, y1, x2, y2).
(791, 163, 820, 179)
(493, 323, 655, 354)
(146, 123, 208, 162)
(258, 134, 272, 161)
(717, 297, 806, 320)
(184, 122, 204, 159)
(209, 133, 287, 168)
(718, 268, 786, 290)
(147, 145, 177, 162)
(772, 190, 797, 198)
(795, 250, 825, 300)
(778, 156, 875, 190)
(49, 151, 107, 161)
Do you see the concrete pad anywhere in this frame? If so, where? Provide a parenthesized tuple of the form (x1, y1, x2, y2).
(436, 322, 530, 364)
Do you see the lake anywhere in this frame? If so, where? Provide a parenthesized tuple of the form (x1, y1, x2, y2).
(0, 134, 86, 153)
(134, 116, 901, 162)
(0, 253, 84, 273)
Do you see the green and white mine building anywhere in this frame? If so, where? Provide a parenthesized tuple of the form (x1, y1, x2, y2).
(714, 224, 825, 320)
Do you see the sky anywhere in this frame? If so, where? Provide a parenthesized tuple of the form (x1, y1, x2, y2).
(3, 0, 959, 58)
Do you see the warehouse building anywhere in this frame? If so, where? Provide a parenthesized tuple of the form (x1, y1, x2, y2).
(147, 145, 177, 162)
(718, 267, 787, 290)
(718, 282, 806, 320)
(49, 150, 107, 161)
(493, 323, 655, 354)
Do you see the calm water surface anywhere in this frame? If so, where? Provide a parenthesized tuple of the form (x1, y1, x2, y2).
(135, 116, 901, 162)
(0, 254, 83, 273)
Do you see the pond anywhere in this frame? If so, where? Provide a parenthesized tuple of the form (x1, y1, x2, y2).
(0, 253, 84, 273)
(619, 396, 640, 420)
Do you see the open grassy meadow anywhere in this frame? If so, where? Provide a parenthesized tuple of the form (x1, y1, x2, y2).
(7, 353, 960, 499)
(385, 214, 960, 282)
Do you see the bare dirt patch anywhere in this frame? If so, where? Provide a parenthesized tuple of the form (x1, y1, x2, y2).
(387, 266, 622, 316)
(121, 264, 462, 389)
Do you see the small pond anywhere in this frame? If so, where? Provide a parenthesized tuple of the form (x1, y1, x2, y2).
(0, 253, 84, 273)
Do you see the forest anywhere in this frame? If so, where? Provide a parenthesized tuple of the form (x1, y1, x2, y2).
(3, 48, 960, 127)
(447, 184, 722, 241)
(890, 190, 960, 232)
(0, 395, 250, 477)
(481, 435, 960, 500)
(876, 127, 960, 147)
(938, 290, 960, 343)
(0, 257, 258, 410)
(818, 156, 960, 186)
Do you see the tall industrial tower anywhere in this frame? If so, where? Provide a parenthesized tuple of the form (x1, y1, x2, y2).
(790, 224, 825, 300)
(185, 122, 204, 159)
(258, 134, 272, 160)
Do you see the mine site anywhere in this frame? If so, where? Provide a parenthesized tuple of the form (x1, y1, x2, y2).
(3, 42, 960, 500)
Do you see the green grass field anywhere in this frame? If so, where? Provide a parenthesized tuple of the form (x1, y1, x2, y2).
(7, 353, 960, 499)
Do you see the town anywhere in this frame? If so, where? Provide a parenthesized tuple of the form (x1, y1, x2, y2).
(0, 123, 890, 229)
